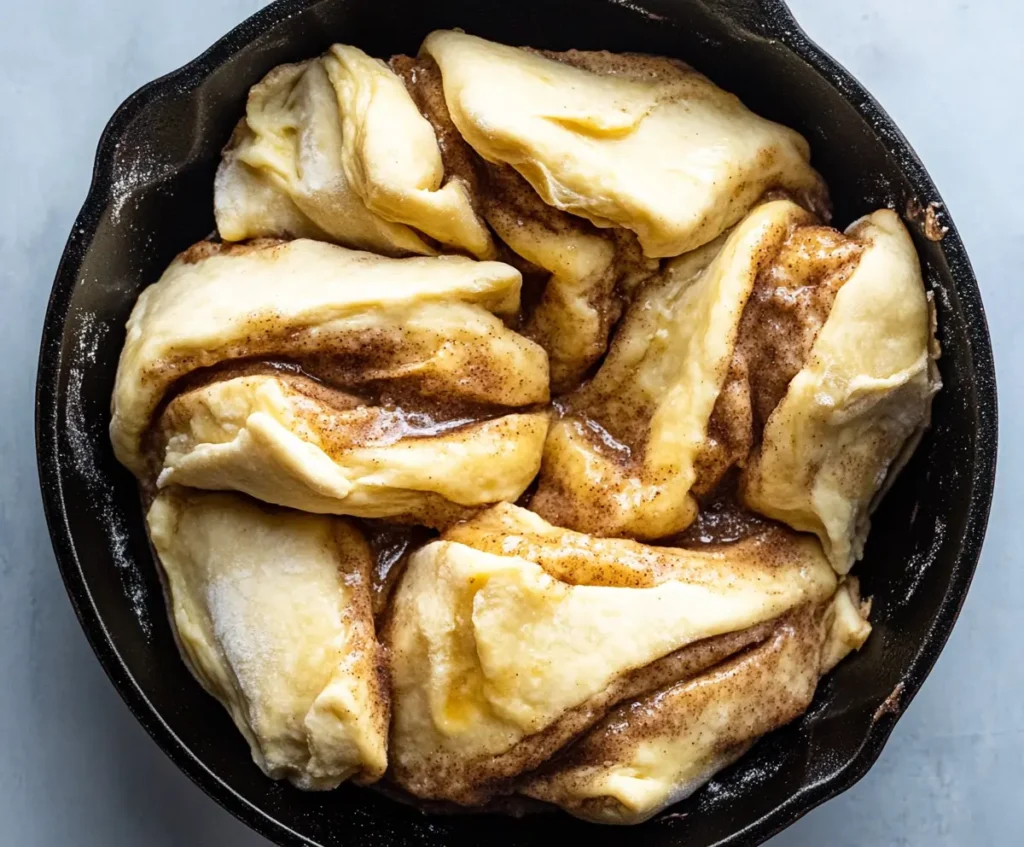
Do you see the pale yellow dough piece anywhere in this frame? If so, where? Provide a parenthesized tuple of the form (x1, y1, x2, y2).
(147, 490, 388, 789)
(155, 374, 549, 525)
(109, 239, 547, 476)
(422, 30, 825, 258)
(386, 504, 837, 802)
(742, 210, 939, 572)
(215, 47, 493, 258)
(520, 582, 871, 823)
(532, 200, 813, 539)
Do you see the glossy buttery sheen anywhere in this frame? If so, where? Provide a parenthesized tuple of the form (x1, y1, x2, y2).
(110, 239, 549, 525)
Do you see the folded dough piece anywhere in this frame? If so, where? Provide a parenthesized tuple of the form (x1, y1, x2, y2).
(422, 31, 827, 258)
(215, 46, 493, 259)
(489, 180, 656, 393)
(520, 582, 871, 823)
(533, 200, 844, 539)
(386, 503, 838, 804)
(147, 490, 388, 789)
(394, 54, 658, 392)
(110, 239, 548, 479)
(154, 373, 548, 526)
(742, 210, 940, 572)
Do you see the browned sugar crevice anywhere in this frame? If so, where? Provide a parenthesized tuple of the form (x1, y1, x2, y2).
(735, 225, 864, 432)
(566, 217, 864, 492)
(446, 506, 806, 590)
(146, 363, 544, 499)
(693, 223, 862, 495)
(136, 252, 542, 446)
(520, 603, 828, 819)
(361, 521, 438, 619)
(668, 470, 770, 548)
(152, 367, 533, 446)
(331, 518, 393, 774)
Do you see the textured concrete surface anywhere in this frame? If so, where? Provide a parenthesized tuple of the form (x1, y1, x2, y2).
(1, 1, 1020, 844)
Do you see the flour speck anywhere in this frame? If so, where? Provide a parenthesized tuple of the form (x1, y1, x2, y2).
(64, 309, 151, 637)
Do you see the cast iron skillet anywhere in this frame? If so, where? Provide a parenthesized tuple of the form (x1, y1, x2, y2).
(36, 0, 997, 844)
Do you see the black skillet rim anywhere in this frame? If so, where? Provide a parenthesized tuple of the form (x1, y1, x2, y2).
(35, 0, 998, 845)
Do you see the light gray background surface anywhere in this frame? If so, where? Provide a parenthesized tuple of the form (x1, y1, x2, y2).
(1, 1, 1020, 844)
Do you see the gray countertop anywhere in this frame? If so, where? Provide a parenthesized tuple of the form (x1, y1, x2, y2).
(2, 1, 1020, 844)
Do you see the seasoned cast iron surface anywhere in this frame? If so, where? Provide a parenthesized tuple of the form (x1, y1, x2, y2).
(36, 1, 996, 845)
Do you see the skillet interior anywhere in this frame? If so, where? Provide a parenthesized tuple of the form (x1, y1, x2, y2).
(36, 0, 996, 845)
